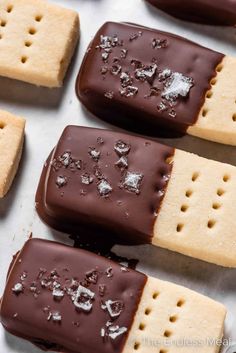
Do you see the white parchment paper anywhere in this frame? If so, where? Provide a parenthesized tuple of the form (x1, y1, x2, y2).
(0, 0, 235, 352)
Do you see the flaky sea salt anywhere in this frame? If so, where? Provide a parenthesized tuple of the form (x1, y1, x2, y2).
(12, 283, 23, 294)
(72, 285, 95, 312)
(162, 72, 194, 102)
(97, 179, 112, 197)
(122, 171, 143, 194)
(105, 300, 124, 318)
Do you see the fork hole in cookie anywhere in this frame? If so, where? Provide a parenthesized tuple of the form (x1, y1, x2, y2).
(192, 172, 199, 182)
(0, 20, 7, 27)
(232, 114, 236, 122)
(165, 155, 173, 165)
(212, 202, 221, 210)
(206, 91, 213, 99)
(159, 349, 168, 353)
(210, 78, 217, 86)
(185, 189, 193, 198)
(217, 188, 225, 196)
(223, 174, 230, 182)
(207, 219, 216, 229)
(35, 15, 43, 22)
(152, 292, 159, 299)
(29, 27, 36, 35)
(139, 323, 146, 331)
(202, 108, 208, 117)
(180, 204, 188, 212)
(164, 330, 172, 338)
(134, 342, 140, 350)
(216, 64, 223, 72)
(7, 5, 13, 13)
(0, 122, 5, 129)
(177, 299, 185, 307)
(21, 56, 28, 64)
(169, 315, 178, 323)
(145, 308, 151, 316)
(176, 223, 184, 233)
(25, 40, 32, 47)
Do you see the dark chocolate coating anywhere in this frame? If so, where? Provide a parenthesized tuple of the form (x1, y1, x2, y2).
(76, 22, 224, 136)
(0, 238, 147, 353)
(35, 126, 174, 244)
(146, 0, 236, 26)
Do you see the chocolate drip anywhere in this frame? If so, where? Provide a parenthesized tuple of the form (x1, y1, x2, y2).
(76, 22, 224, 136)
(146, 0, 236, 26)
(0, 239, 147, 353)
(35, 126, 174, 244)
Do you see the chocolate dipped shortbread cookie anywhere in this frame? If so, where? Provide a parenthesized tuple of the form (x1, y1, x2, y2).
(0, 0, 79, 87)
(76, 22, 236, 146)
(0, 238, 226, 353)
(36, 126, 236, 267)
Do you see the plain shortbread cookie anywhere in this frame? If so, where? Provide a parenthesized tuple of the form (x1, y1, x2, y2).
(0, 0, 79, 87)
(0, 110, 25, 198)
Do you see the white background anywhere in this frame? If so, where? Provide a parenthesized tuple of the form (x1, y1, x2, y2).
(0, 0, 236, 352)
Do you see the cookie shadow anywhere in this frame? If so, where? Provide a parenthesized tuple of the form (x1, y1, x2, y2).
(113, 243, 236, 296)
(4, 331, 47, 353)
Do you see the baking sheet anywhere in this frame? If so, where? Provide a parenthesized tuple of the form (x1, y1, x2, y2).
(0, 0, 236, 352)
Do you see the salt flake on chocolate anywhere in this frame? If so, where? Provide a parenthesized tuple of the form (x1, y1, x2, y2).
(56, 175, 67, 188)
(99, 35, 119, 49)
(122, 171, 143, 194)
(89, 148, 101, 161)
(104, 91, 114, 100)
(152, 38, 168, 49)
(53, 288, 64, 300)
(159, 69, 171, 81)
(114, 140, 131, 156)
(72, 285, 95, 312)
(48, 311, 62, 322)
(120, 49, 128, 59)
(59, 152, 72, 167)
(135, 64, 157, 84)
(111, 64, 122, 76)
(105, 300, 124, 318)
(120, 86, 138, 98)
(81, 173, 94, 185)
(86, 269, 98, 284)
(105, 267, 113, 278)
(115, 156, 128, 170)
(97, 179, 112, 197)
(108, 325, 128, 340)
(20, 271, 27, 280)
(12, 283, 23, 294)
(120, 72, 133, 88)
(162, 72, 194, 102)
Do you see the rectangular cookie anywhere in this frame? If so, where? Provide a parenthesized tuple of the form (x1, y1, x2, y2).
(146, 0, 236, 26)
(0, 238, 226, 353)
(0, 0, 79, 87)
(36, 126, 236, 267)
(0, 110, 25, 198)
(76, 21, 236, 146)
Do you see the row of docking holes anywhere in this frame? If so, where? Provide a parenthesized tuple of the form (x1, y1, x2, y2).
(202, 63, 236, 123)
(0, 4, 43, 64)
(176, 172, 230, 233)
(133, 292, 185, 353)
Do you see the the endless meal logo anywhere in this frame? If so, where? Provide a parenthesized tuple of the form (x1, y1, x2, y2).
(226, 344, 236, 353)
